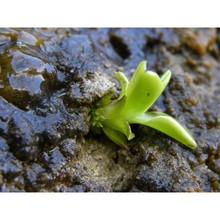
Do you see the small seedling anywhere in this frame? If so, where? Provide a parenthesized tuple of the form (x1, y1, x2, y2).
(91, 61, 197, 149)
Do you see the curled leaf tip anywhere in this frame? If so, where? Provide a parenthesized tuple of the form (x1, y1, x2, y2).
(140, 60, 147, 71)
(114, 71, 129, 100)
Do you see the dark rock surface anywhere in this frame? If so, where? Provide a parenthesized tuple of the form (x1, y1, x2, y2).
(0, 28, 219, 192)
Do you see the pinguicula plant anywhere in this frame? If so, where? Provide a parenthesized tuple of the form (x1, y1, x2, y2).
(91, 61, 197, 149)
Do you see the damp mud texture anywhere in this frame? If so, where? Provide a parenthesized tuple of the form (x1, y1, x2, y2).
(0, 28, 220, 192)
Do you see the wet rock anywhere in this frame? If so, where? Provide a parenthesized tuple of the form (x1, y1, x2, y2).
(58, 34, 104, 75)
(131, 145, 201, 192)
(0, 41, 57, 110)
(8, 74, 44, 95)
(0, 137, 23, 182)
(47, 147, 66, 173)
(0, 35, 11, 44)
(69, 72, 115, 104)
(25, 163, 45, 184)
(177, 28, 217, 55)
(17, 31, 38, 46)
(59, 139, 79, 158)
(11, 50, 46, 73)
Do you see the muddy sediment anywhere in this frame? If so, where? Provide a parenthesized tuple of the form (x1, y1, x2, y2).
(0, 28, 219, 192)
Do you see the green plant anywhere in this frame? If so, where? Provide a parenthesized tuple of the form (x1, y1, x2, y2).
(91, 61, 197, 149)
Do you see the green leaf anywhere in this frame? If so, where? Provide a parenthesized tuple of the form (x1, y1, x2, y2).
(103, 116, 135, 140)
(114, 71, 129, 100)
(160, 69, 172, 92)
(120, 61, 171, 119)
(102, 126, 127, 148)
(128, 112, 197, 149)
(98, 96, 126, 119)
(96, 93, 114, 107)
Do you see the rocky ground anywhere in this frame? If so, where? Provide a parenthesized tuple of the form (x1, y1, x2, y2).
(0, 28, 219, 192)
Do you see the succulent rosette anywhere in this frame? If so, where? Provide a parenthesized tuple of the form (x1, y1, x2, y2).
(91, 61, 197, 149)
